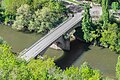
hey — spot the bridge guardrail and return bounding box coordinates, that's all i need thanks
[20,11,85,61]
[20,9,100,61]
[19,16,73,56]
[36,12,84,56]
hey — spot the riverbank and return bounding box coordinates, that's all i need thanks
[55,39,118,79]
[0,24,63,59]
[0,24,119,79]
[0,25,42,52]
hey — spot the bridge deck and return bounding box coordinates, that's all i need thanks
[19,2,102,61]
[20,12,84,61]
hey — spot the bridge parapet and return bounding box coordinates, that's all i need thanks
[19,11,84,61]
[19,17,73,56]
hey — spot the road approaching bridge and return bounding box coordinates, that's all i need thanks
[19,11,84,61]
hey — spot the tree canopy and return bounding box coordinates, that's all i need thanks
[0,38,104,80]
[82,3,93,42]
[11,0,68,33]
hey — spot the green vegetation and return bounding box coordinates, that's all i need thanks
[80,0,120,53]
[0,0,30,25]
[82,4,93,42]
[116,56,120,79]
[92,0,119,5]
[2,37,120,79]
[0,36,5,44]
[92,0,102,4]
[111,2,119,11]
[0,1,5,22]
[0,0,68,33]
[115,55,120,80]
[0,40,104,80]
[1,0,29,14]
[0,0,120,79]
[102,0,109,28]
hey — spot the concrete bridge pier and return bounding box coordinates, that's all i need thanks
[49,22,82,51]
[50,34,70,51]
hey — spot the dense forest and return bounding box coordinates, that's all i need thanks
[78,0,120,53]
[0,0,69,33]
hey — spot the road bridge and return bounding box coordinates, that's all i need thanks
[19,7,102,61]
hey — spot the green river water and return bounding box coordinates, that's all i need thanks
[0,25,119,79]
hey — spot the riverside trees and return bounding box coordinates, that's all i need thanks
[102,0,109,28]
[1,0,30,24]
[12,1,68,33]
[0,39,103,80]
[82,4,93,42]
[81,0,120,53]
[12,0,68,33]
[2,37,120,79]
[0,0,68,33]
[111,2,119,11]
[100,0,120,52]
[12,4,32,31]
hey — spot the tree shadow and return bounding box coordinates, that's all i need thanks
[55,39,91,70]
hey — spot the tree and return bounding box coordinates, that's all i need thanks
[115,31,120,53]
[31,0,48,9]
[0,42,59,80]
[1,0,30,14]
[33,5,66,33]
[0,6,5,22]
[1,0,31,25]
[12,1,68,33]
[102,0,109,28]
[0,41,106,80]
[97,0,102,4]
[82,3,93,42]
[33,7,53,33]
[63,66,81,80]
[80,62,102,80]
[62,62,102,80]
[111,2,119,11]
[116,56,120,79]
[12,4,32,31]
[0,36,6,44]
[100,23,118,50]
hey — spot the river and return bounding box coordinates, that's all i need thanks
[0,25,119,79]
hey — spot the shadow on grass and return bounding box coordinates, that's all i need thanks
[55,39,91,70]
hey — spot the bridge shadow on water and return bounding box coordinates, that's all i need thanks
[55,39,91,70]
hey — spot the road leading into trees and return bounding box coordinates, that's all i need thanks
[20,7,102,61]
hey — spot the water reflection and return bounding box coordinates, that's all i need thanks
[0,25,118,78]
[55,39,118,79]
[55,40,90,69]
